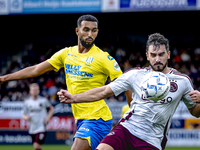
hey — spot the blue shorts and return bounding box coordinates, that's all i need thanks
[74,119,113,150]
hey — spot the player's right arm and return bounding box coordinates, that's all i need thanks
[188,90,200,117]
[0,61,55,84]
[58,85,114,103]
[58,70,132,104]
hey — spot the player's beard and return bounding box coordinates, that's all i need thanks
[80,36,94,48]
[150,61,168,72]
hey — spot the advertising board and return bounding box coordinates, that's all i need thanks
[1,0,200,15]
[167,129,200,147]
[0,101,200,145]
[120,0,198,11]
[0,0,101,15]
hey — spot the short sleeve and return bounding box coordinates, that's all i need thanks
[109,71,133,96]
[102,53,123,81]
[44,98,52,109]
[23,101,28,115]
[182,76,196,109]
[47,48,67,72]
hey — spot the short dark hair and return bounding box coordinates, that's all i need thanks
[77,14,98,28]
[146,33,169,53]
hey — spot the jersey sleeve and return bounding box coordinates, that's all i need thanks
[182,76,196,109]
[44,98,52,109]
[102,53,123,81]
[109,71,133,96]
[47,48,67,72]
[23,101,29,115]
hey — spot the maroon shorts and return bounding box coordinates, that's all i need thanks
[30,132,47,145]
[100,124,159,150]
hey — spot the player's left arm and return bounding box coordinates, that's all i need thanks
[189,90,200,103]
[188,104,200,118]
[45,106,54,125]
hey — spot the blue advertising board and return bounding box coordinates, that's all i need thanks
[120,0,198,11]
[0,131,32,144]
[167,129,200,147]
[170,119,185,128]
[0,130,72,144]
[1,0,200,15]
[0,0,101,15]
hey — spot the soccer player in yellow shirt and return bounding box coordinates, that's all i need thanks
[0,14,132,150]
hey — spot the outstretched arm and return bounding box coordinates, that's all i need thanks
[57,85,114,103]
[0,61,54,84]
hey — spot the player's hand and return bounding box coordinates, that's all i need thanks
[189,90,200,103]
[57,89,74,103]
[24,116,31,121]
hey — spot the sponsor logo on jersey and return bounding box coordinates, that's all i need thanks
[80,127,90,132]
[169,80,178,92]
[65,63,93,77]
[86,57,94,64]
[30,108,42,112]
[113,62,121,71]
[68,53,77,57]
[141,94,173,104]
[107,55,114,61]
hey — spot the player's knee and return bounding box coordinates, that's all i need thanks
[33,142,42,150]
[71,145,91,150]
[96,143,114,150]
[71,138,91,150]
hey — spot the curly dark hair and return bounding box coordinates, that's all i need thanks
[77,14,98,28]
[146,33,169,53]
